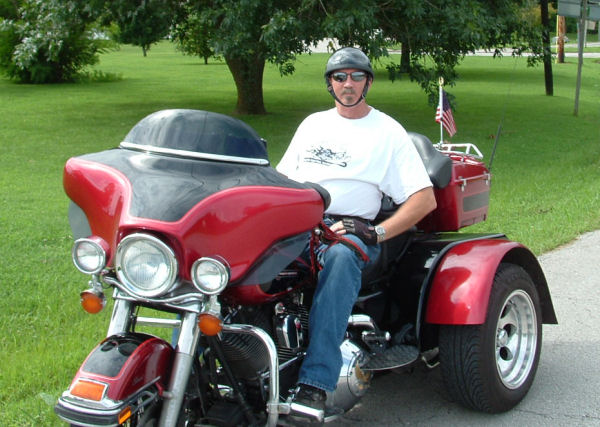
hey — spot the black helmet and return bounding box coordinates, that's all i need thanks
[324,47,374,81]
[324,47,373,107]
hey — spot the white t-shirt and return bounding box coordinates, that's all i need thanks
[276,108,432,220]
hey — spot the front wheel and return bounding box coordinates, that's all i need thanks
[439,263,542,413]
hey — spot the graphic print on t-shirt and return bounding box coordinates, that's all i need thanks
[304,145,349,168]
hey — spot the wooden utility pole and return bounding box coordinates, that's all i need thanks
[557,15,566,63]
[574,0,588,116]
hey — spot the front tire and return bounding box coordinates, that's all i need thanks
[439,263,542,413]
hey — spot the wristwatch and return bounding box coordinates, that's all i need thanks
[374,225,386,243]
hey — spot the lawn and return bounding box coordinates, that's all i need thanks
[0,42,598,425]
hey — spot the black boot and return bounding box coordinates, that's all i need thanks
[288,384,326,425]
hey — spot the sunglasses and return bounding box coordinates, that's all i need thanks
[331,71,367,83]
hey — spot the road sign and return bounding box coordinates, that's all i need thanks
[589,3,600,20]
[558,0,582,18]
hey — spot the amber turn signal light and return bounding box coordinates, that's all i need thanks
[70,379,106,401]
[80,289,106,314]
[118,406,132,424]
[198,313,223,336]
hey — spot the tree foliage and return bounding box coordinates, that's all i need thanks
[175,0,386,114]
[173,0,546,114]
[379,0,546,104]
[0,0,105,83]
[171,1,215,64]
[0,0,21,19]
[108,0,172,56]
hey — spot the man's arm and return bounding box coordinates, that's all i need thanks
[378,186,436,241]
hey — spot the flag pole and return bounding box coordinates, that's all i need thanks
[438,77,444,145]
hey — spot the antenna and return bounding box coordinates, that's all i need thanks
[488,123,501,172]
[487,56,519,173]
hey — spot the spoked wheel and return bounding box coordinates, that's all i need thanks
[439,263,542,413]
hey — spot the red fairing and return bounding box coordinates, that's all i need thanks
[63,158,129,258]
[425,239,524,325]
[63,157,324,282]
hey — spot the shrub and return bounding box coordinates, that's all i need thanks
[0,0,105,83]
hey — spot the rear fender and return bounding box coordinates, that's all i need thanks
[425,239,557,325]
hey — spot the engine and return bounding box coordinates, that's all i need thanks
[217,295,371,413]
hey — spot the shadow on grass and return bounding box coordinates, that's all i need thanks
[74,70,123,83]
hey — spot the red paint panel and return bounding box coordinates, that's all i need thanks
[73,336,173,402]
[64,158,132,264]
[104,337,173,400]
[419,153,490,232]
[425,239,523,324]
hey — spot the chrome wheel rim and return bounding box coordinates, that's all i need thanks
[495,289,538,389]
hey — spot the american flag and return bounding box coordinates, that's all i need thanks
[435,89,457,137]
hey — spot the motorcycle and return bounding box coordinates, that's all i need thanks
[55,109,557,426]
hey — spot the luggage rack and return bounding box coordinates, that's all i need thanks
[437,142,483,159]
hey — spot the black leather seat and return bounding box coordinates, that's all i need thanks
[408,132,452,189]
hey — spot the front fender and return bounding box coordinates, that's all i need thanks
[56,333,173,425]
[70,333,173,401]
[425,239,557,325]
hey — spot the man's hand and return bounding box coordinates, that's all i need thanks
[340,218,377,246]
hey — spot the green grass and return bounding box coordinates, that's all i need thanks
[0,42,599,425]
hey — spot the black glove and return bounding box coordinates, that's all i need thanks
[342,218,377,246]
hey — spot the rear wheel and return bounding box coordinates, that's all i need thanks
[439,263,542,413]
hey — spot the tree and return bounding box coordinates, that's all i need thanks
[175,0,546,114]
[380,0,547,104]
[0,0,105,83]
[171,1,215,64]
[109,0,172,57]
[172,0,383,114]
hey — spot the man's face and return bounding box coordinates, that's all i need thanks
[329,68,370,106]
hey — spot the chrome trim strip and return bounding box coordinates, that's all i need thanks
[135,317,182,328]
[57,385,159,426]
[57,395,122,415]
[104,276,203,307]
[120,141,270,166]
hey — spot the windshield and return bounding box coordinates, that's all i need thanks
[121,109,269,165]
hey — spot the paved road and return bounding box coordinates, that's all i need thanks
[330,231,600,426]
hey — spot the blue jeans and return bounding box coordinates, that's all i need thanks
[298,231,381,392]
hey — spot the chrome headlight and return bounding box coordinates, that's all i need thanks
[191,257,229,295]
[115,233,178,298]
[72,238,108,274]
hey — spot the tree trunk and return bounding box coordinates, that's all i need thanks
[225,55,266,115]
[400,41,410,72]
